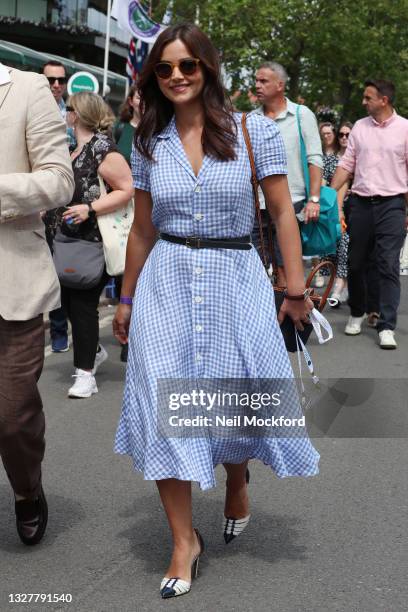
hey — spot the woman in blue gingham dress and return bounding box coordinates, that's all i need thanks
[113,23,319,599]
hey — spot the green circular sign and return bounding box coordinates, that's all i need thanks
[67,71,99,95]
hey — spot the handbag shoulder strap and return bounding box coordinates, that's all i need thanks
[241,113,268,267]
[295,105,310,198]
[98,173,107,197]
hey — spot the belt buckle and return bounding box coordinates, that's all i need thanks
[186,236,201,249]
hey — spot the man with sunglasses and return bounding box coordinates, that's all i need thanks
[42,60,67,111]
[42,61,75,354]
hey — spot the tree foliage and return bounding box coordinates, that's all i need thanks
[152,0,408,121]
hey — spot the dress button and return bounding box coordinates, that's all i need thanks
[196,353,202,361]
[194,213,203,221]
[194,296,203,303]
[195,324,203,332]
[194,267,203,275]
[194,185,201,193]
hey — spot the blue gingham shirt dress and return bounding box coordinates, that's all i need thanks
[114,113,319,489]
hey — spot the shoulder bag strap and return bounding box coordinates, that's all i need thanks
[241,113,268,268]
[295,105,310,199]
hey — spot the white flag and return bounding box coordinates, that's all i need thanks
[112,0,164,44]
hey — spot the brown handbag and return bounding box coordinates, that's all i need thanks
[241,113,336,351]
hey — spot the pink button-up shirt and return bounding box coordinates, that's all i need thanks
[339,112,408,197]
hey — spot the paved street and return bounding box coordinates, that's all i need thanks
[1,280,407,612]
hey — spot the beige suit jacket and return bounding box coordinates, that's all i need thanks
[0,66,74,321]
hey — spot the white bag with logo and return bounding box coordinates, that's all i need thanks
[97,174,134,276]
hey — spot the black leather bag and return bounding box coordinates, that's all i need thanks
[241,113,335,352]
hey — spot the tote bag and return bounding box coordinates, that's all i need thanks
[96,175,134,276]
[296,106,341,256]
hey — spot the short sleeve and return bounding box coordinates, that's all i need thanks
[92,134,118,166]
[130,142,151,192]
[246,113,287,181]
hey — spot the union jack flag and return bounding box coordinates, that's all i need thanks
[126,37,149,85]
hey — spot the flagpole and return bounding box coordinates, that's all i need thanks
[103,0,113,98]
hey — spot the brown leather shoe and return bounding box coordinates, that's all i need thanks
[15,487,48,546]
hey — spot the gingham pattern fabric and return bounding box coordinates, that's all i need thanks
[114,113,320,490]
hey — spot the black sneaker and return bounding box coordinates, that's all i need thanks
[15,487,48,546]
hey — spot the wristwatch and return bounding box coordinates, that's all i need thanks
[309,196,320,204]
[87,203,96,220]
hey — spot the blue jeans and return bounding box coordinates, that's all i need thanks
[49,307,68,339]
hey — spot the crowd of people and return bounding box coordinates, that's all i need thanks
[0,21,407,601]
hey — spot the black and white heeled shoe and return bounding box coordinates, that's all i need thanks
[160,529,204,599]
[223,468,251,544]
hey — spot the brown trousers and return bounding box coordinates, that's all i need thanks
[0,315,45,499]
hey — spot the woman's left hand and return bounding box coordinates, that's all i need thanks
[278,296,314,331]
[62,204,89,225]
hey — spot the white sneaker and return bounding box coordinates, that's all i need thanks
[378,329,397,349]
[68,369,98,398]
[92,345,108,375]
[345,314,366,335]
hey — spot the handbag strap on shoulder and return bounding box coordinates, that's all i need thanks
[241,113,268,267]
[295,105,310,198]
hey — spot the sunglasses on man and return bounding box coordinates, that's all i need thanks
[339,132,350,138]
[154,58,200,80]
[46,77,67,85]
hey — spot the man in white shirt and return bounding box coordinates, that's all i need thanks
[252,62,323,285]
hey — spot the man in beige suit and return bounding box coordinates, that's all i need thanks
[0,64,74,545]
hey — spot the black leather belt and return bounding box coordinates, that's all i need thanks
[353,193,405,203]
[160,233,252,250]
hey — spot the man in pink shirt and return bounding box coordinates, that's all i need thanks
[331,79,408,349]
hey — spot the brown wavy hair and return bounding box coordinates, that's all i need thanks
[135,23,237,161]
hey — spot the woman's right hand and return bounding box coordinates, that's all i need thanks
[278,296,314,331]
[113,304,132,344]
